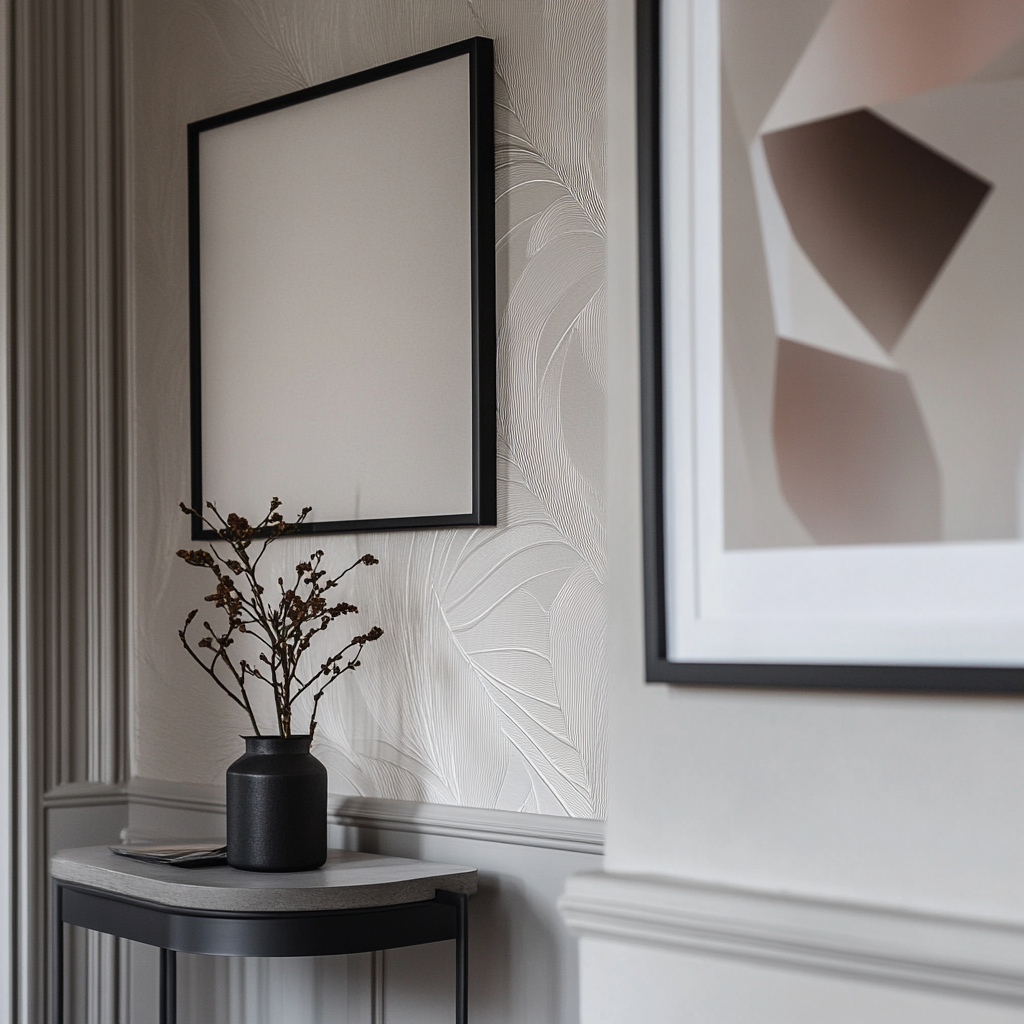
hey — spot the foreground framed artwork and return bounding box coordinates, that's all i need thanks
[189,37,495,540]
[638,0,1024,689]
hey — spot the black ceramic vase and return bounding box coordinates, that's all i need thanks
[226,735,328,871]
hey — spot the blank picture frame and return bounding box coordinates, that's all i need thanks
[188,37,495,539]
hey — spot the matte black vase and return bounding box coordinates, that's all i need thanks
[226,735,328,871]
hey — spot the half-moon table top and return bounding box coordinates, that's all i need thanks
[51,846,477,914]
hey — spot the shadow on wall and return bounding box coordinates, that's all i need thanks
[383,872,559,1024]
[344,824,564,1024]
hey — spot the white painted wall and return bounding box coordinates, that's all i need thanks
[576,0,1024,1020]
[128,0,608,820]
[580,939,1024,1024]
[118,2,609,1021]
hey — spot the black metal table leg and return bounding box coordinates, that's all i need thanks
[160,947,176,1024]
[455,892,468,1024]
[436,890,468,1024]
[52,882,63,1024]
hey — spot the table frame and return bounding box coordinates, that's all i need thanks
[52,879,469,1024]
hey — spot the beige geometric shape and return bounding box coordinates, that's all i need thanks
[878,79,1024,543]
[762,0,1024,133]
[763,110,991,350]
[721,0,834,144]
[773,338,942,545]
[721,75,814,551]
[749,137,895,369]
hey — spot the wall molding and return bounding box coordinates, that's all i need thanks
[42,782,129,811]
[331,796,604,854]
[11,2,130,1019]
[44,779,606,854]
[560,871,1024,1005]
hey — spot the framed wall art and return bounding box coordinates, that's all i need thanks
[189,37,495,540]
[639,0,1024,689]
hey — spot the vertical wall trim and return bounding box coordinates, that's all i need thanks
[10,1,129,1020]
[11,4,46,1017]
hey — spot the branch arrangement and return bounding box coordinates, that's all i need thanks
[176,498,383,737]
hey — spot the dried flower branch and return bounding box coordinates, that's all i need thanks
[176,498,383,736]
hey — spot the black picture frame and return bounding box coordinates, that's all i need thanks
[188,37,496,541]
[636,0,1024,692]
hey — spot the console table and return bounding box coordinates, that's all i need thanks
[51,846,477,1024]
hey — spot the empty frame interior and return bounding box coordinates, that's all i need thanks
[191,42,493,535]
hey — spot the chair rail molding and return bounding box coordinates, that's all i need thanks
[559,871,1024,1006]
[11,1,130,1021]
[113,778,606,854]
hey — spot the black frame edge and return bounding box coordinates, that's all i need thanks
[469,36,498,527]
[188,122,205,541]
[635,0,1024,693]
[637,0,672,683]
[188,37,497,541]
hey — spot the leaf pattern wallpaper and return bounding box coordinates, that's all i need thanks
[131,0,607,818]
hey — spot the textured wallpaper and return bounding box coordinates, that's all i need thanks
[130,0,607,817]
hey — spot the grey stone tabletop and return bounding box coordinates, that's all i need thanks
[51,846,477,913]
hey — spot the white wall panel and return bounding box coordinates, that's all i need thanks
[580,937,1024,1024]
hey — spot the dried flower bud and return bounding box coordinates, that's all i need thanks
[353,626,383,644]
[226,513,254,546]
[177,549,215,568]
[361,554,379,565]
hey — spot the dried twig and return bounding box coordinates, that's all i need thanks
[176,499,383,736]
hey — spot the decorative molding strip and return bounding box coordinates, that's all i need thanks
[559,871,1024,1005]
[126,777,225,815]
[331,796,605,855]
[42,782,127,810]
[13,2,129,1019]
[78,778,607,853]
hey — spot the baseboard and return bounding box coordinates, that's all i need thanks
[559,871,1024,1005]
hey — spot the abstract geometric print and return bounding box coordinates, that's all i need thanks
[722,0,1024,548]
[762,110,990,353]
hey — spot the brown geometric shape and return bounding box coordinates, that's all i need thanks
[773,338,941,545]
[763,109,991,350]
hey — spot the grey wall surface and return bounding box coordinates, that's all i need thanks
[129,0,608,822]
[572,1,1024,1022]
